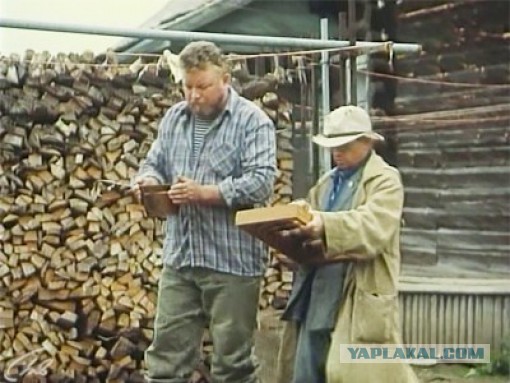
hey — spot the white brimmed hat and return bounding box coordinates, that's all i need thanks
[312,105,384,148]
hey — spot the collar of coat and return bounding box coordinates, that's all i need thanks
[316,151,394,190]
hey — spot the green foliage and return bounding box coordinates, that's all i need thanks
[476,337,510,376]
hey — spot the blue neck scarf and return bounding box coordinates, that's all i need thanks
[325,167,357,211]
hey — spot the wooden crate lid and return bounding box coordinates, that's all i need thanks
[235,204,312,227]
[236,205,332,265]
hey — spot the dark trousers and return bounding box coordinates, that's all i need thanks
[292,319,332,383]
[145,267,261,383]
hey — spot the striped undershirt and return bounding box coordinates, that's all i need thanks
[193,117,212,160]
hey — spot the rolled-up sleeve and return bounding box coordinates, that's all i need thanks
[218,119,276,207]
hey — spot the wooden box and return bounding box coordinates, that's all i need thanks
[235,205,328,264]
[140,184,178,218]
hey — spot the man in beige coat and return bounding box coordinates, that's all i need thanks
[277,105,419,383]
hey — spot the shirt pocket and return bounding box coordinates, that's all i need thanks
[208,142,239,178]
[169,148,189,179]
[351,288,397,344]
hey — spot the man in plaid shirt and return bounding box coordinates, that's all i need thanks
[133,41,276,383]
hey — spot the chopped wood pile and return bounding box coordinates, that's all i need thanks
[0,51,295,381]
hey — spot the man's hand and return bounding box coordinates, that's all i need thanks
[282,210,325,240]
[280,210,326,259]
[290,199,311,209]
[304,210,326,240]
[132,177,159,203]
[168,176,204,205]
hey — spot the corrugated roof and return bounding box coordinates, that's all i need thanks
[115,0,255,54]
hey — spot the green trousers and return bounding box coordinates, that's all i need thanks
[145,266,261,383]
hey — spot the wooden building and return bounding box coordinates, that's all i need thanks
[374,0,510,351]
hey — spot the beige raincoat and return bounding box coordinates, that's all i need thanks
[277,152,419,383]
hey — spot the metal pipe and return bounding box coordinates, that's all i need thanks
[320,18,331,115]
[320,18,332,174]
[0,18,422,53]
[311,63,321,182]
[338,13,347,107]
[348,0,358,105]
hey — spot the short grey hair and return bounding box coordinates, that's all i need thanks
[179,41,228,71]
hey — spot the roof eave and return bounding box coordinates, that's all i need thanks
[115,0,254,53]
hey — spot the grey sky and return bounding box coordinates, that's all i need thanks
[0,0,168,56]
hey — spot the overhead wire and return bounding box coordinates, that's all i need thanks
[357,69,510,89]
[6,47,509,90]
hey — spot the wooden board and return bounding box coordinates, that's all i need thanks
[236,205,330,264]
[140,184,178,218]
[235,204,312,227]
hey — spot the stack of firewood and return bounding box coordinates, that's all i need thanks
[259,128,295,310]
[0,51,296,381]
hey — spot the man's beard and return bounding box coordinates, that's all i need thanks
[193,103,223,120]
[191,91,228,120]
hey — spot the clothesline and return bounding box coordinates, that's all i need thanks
[4,59,507,91]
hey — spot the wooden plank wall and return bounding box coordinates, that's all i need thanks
[371,2,510,353]
[373,1,510,278]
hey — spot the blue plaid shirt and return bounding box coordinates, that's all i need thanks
[137,89,277,276]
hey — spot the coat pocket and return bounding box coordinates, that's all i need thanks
[352,288,397,344]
